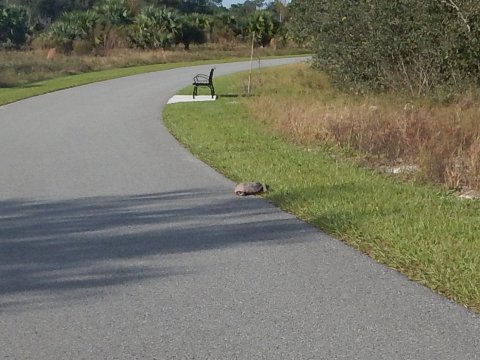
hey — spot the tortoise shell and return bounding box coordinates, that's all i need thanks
[234,182,268,196]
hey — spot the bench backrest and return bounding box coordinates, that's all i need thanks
[209,68,215,83]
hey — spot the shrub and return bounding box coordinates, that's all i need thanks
[176,13,208,50]
[128,6,179,49]
[209,13,236,43]
[30,34,56,50]
[94,0,134,52]
[290,0,480,97]
[0,68,18,87]
[73,39,93,55]
[0,5,31,49]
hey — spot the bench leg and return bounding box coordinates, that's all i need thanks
[210,85,215,99]
[193,86,197,99]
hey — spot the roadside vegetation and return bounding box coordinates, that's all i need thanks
[290,0,480,99]
[248,65,480,194]
[1,0,304,87]
[0,45,305,88]
[164,67,480,312]
[287,0,480,195]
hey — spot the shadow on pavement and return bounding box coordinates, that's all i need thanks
[0,189,314,312]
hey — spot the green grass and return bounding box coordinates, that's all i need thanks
[0,55,305,106]
[163,71,480,312]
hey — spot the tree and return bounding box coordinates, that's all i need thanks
[287,0,314,46]
[267,0,288,23]
[128,5,180,49]
[247,10,277,47]
[208,11,236,41]
[230,0,263,19]
[176,12,208,49]
[229,0,264,37]
[44,0,136,53]
[180,0,221,13]
[145,0,221,14]
[94,0,133,52]
[0,5,31,48]
[289,0,480,95]
[10,0,97,22]
[47,9,97,51]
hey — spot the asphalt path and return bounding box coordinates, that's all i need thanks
[0,58,478,359]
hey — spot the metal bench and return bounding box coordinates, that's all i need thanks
[193,68,215,99]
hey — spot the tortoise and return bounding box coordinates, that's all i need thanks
[234,182,268,196]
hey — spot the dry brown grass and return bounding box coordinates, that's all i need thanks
[0,45,307,88]
[246,64,480,191]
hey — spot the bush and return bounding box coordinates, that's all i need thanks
[176,13,208,50]
[30,34,56,50]
[128,6,179,49]
[73,39,93,55]
[46,10,98,54]
[0,5,31,49]
[0,68,18,87]
[290,0,480,97]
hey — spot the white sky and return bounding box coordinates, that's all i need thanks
[222,0,247,7]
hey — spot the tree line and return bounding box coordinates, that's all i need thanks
[0,0,294,53]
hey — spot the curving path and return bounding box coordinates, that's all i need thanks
[0,58,478,359]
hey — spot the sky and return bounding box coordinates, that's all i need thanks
[222,0,247,7]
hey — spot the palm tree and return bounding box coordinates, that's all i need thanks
[128,5,180,49]
[247,10,278,47]
[176,13,209,50]
[94,0,133,53]
[47,9,98,52]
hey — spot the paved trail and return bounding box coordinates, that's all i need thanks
[0,59,478,359]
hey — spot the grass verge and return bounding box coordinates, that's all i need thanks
[163,69,480,312]
[0,54,305,106]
